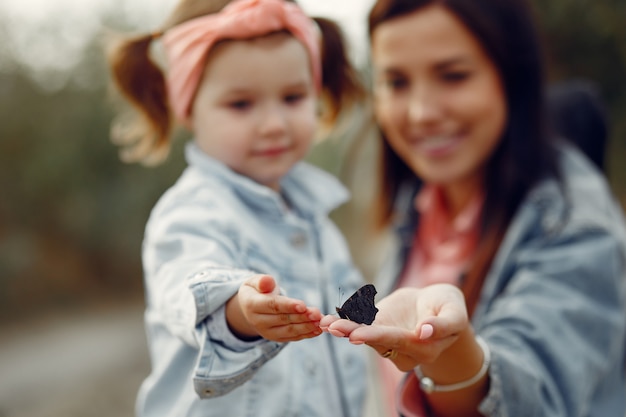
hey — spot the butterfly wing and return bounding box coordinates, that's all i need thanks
[335,284,379,325]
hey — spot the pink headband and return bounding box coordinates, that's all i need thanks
[162,0,321,123]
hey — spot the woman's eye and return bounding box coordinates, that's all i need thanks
[385,77,408,90]
[442,71,470,83]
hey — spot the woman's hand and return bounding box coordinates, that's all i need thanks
[226,274,323,343]
[321,284,469,371]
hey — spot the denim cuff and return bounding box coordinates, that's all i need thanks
[206,305,265,352]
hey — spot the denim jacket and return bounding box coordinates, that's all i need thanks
[136,143,367,417]
[380,144,626,416]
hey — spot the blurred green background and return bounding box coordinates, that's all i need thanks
[1,0,625,323]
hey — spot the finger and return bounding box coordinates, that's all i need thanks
[256,274,277,294]
[320,314,339,330]
[417,316,465,340]
[252,311,320,329]
[365,336,445,371]
[265,322,323,343]
[349,324,418,348]
[415,304,467,340]
[368,343,392,357]
[240,275,304,313]
[243,274,278,295]
[240,288,307,315]
[366,343,416,371]
[415,285,467,338]
[326,319,363,338]
[417,323,435,340]
[307,306,322,321]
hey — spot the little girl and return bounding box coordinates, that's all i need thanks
[107,1,368,416]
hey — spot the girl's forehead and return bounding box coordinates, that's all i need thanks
[198,34,314,94]
[204,32,310,71]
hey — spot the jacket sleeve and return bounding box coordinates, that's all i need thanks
[142,197,286,398]
[476,224,626,417]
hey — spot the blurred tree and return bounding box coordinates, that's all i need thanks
[0,35,186,321]
[532,0,626,201]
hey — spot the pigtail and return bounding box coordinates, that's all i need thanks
[313,17,366,130]
[107,33,172,165]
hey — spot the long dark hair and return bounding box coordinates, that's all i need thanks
[369,0,559,315]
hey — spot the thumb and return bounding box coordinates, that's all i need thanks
[254,274,277,294]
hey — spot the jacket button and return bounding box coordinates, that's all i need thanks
[289,232,308,248]
[305,359,317,376]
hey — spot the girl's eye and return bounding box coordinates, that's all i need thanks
[285,93,305,104]
[229,100,252,110]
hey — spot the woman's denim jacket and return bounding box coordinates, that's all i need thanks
[136,143,367,417]
[379,144,626,416]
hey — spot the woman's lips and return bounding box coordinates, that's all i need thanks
[416,134,463,157]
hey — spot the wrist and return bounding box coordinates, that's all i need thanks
[416,328,489,394]
[225,293,261,341]
[415,335,490,394]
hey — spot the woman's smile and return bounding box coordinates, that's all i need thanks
[413,131,465,158]
[372,4,506,196]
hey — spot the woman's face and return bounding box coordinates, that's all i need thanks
[371,4,507,201]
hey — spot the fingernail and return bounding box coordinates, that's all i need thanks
[349,340,364,345]
[295,304,306,313]
[419,324,434,340]
[329,329,346,337]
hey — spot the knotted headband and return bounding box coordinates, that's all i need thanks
[162,0,321,123]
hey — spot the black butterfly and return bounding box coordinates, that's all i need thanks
[335,284,379,325]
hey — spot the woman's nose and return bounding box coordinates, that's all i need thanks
[407,86,441,125]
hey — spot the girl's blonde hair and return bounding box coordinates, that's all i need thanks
[107,0,364,165]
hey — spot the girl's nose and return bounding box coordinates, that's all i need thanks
[259,104,287,137]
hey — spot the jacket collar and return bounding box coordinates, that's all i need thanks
[185,142,349,217]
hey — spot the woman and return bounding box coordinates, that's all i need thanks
[322,0,626,416]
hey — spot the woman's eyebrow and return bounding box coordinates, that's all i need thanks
[434,56,472,70]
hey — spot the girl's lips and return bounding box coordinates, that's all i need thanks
[254,146,289,157]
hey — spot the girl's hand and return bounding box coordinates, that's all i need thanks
[321,284,469,371]
[227,274,323,343]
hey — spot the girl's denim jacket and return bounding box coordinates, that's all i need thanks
[136,143,367,417]
[380,144,626,417]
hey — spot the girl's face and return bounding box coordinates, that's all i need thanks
[372,5,507,205]
[191,33,317,191]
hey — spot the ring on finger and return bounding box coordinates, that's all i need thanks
[381,349,397,360]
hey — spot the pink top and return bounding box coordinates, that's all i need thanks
[378,185,483,417]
